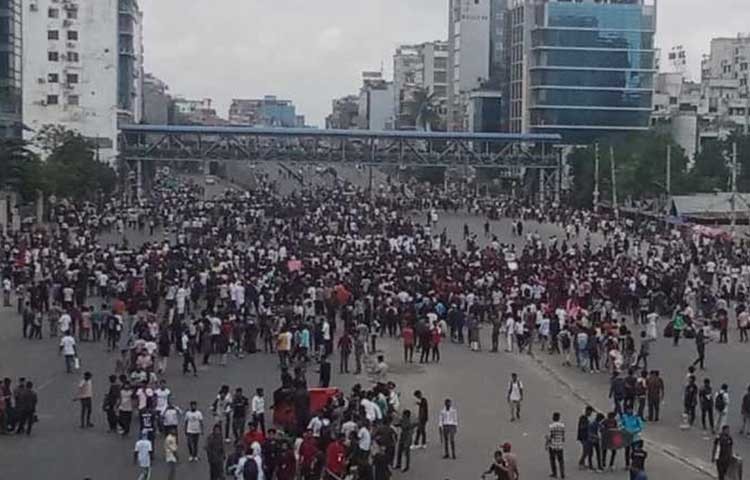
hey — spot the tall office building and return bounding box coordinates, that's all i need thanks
[22,0,144,163]
[508,0,656,142]
[447,0,491,131]
[0,0,22,138]
[393,41,449,129]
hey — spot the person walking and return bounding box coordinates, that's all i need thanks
[629,440,648,480]
[165,430,179,480]
[251,388,265,435]
[546,412,566,479]
[75,371,94,428]
[692,326,707,370]
[645,371,664,422]
[413,390,428,449]
[715,384,729,431]
[185,400,204,462]
[507,373,524,422]
[438,398,458,459]
[134,431,153,480]
[712,425,734,480]
[59,331,77,373]
[205,423,226,480]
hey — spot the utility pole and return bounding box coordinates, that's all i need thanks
[593,143,600,212]
[731,141,738,233]
[666,143,672,196]
[610,145,618,219]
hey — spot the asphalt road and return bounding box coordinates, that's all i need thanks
[0,169,716,480]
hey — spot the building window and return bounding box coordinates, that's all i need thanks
[66,73,78,84]
[48,30,59,40]
[48,51,59,62]
[67,8,78,19]
[46,95,59,105]
[67,52,79,62]
[67,31,78,41]
[48,8,59,18]
[48,73,59,83]
[67,95,79,106]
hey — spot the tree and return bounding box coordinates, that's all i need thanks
[689,139,729,192]
[404,88,443,131]
[42,130,117,200]
[0,138,45,202]
[32,123,77,154]
[567,131,690,208]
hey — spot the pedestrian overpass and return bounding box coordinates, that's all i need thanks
[118,125,563,201]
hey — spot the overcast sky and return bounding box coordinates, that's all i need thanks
[140,0,748,127]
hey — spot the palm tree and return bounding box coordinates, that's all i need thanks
[404,88,443,131]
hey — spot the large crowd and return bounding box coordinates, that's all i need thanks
[2,168,750,480]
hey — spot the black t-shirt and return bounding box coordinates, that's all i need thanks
[630,448,647,470]
[417,398,428,423]
[233,395,249,418]
[140,410,155,432]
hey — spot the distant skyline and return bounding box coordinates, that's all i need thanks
[140,0,748,127]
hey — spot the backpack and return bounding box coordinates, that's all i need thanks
[715,392,727,412]
[243,456,259,480]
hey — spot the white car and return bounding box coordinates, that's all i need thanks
[205,176,217,185]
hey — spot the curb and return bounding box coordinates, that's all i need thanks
[531,355,717,479]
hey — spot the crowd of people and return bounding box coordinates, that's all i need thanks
[2,166,750,480]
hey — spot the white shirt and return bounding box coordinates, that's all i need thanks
[307,416,323,437]
[251,395,265,415]
[60,335,76,356]
[134,439,153,467]
[357,426,371,451]
[58,313,72,333]
[155,388,171,413]
[438,407,458,427]
[360,398,382,422]
[322,321,331,341]
[508,380,524,401]
[162,407,181,427]
[185,410,203,434]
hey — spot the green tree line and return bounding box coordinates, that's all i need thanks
[567,131,750,208]
[0,125,117,203]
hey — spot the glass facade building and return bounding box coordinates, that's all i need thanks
[0,0,21,138]
[511,0,656,142]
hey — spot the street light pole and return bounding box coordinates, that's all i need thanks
[610,145,618,219]
[666,143,672,197]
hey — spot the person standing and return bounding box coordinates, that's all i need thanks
[231,388,249,443]
[684,375,699,427]
[402,324,415,363]
[14,381,37,435]
[645,371,664,422]
[251,388,265,435]
[413,390,428,449]
[134,432,153,480]
[507,373,524,422]
[629,440,648,480]
[712,425,734,480]
[76,371,94,428]
[337,330,352,372]
[103,375,121,433]
[164,430,179,480]
[546,412,566,479]
[700,378,716,433]
[205,424,226,480]
[185,400,204,462]
[438,398,458,459]
[117,381,135,436]
[739,385,750,437]
[394,409,415,471]
[577,406,593,469]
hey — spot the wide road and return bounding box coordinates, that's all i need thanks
[0,171,712,480]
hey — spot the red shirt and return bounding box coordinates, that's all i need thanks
[299,438,319,468]
[243,430,265,449]
[402,327,414,346]
[325,440,347,476]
